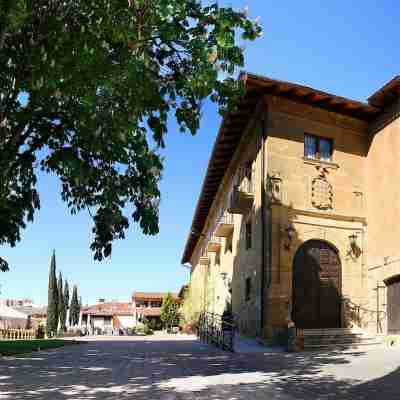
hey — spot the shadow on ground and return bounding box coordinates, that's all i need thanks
[0,336,399,399]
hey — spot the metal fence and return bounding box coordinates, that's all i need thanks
[218,211,234,225]
[197,311,235,352]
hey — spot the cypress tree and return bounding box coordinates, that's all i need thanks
[70,285,80,326]
[64,279,70,328]
[58,272,67,332]
[46,250,58,337]
[78,295,82,320]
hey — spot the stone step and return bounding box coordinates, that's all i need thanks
[303,333,363,340]
[294,328,383,351]
[300,328,362,336]
[304,340,383,351]
[303,338,380,347]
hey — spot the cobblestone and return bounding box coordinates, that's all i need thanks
[1,334,400,399]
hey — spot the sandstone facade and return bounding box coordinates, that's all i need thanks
[182,74,400,342]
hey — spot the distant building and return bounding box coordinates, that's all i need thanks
[0,299,46,329]
[0,299,33,308]
[0,305,29,329]
[80,301,134,334]
[132,292,180,329]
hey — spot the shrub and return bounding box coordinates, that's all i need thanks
[35,325,45,339]
[143,324,154,335]
[148,319,158,331]
[134,323,145,335]
[62,329,83,337]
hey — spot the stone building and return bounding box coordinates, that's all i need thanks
[132,292,180,329]
[181,73,400,343]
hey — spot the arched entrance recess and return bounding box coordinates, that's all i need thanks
[292,240,342,329]
[385,275,400,334]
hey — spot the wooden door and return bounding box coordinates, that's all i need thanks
[293,240,341,329]
[387,277,400,334]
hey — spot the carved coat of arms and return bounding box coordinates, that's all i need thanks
[311,168,333,210]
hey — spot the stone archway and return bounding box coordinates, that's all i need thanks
[385,275,400,334]
[292,240,342,329]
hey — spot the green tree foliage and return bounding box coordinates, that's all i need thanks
[180,285,200,327]
[70,285,80,326]
[160,293,179,330]
[58,271,67,332]
[0,1,261,270]
[46,250,58,337]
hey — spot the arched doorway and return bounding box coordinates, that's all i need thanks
[385,275,400,334]
[292,240,342,329]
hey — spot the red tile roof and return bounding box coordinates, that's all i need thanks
[81,302,132,316]
[135,307,162,317]
[132,292,179,301]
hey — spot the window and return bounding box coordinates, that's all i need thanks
[304,134,333,162]
[245,277,252,301]
[245,221,252,250]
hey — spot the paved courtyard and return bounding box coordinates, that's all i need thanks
[1,334,400,399]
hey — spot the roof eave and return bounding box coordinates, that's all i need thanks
[181,72,388,265]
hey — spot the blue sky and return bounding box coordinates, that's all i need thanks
[1,0,398,305]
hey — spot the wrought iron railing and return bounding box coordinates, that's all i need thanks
[218,211,234,225]
[209,235,223,245]
[197,311,235,352]
[341,297,386,333]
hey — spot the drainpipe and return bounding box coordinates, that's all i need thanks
[260,115,267,336]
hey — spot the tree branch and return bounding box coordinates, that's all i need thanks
[0,0,14,50]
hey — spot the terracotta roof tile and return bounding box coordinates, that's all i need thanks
[132,292,179,301]
[82,302,133,316]
[136,308,162,317]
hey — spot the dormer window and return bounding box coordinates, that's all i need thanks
[304,134,333,162]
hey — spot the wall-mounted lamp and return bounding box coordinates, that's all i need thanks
[283,223,296,251]
[348,233,361,258]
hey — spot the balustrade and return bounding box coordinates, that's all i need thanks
[0,329,35,340]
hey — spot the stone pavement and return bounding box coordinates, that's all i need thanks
[1,334,400,399]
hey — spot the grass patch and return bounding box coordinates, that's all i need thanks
[0,339,77,356]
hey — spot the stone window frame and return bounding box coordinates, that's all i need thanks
[304,133,334,163]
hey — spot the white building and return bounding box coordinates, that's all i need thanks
[80,300,135,335]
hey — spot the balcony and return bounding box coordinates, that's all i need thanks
[207,235,223,253]
[215,212,234,237]
[199,253,210,266]
[228,166,255,214]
